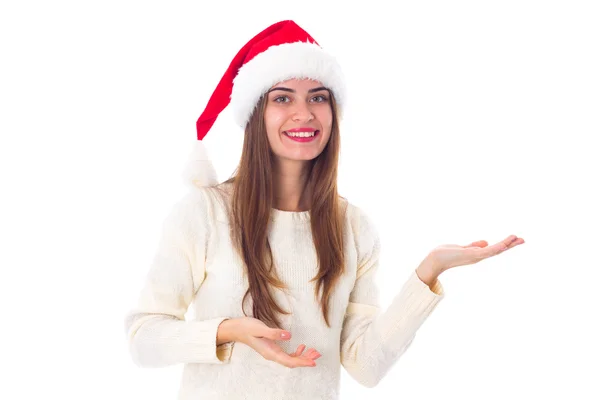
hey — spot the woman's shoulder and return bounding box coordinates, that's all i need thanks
[157,183,232,243]
[197,181,234,224]
[343,198,376,231]
[342,200,381,263]
[162,186,212,229]
[341,198,378,242]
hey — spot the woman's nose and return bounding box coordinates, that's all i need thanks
[291,103,314,122]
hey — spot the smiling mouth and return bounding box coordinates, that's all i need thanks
[283,130,319,138]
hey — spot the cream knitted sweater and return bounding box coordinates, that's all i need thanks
[124,183,445,400]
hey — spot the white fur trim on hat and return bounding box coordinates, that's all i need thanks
[181,140,218,188]
[229,41,346,129]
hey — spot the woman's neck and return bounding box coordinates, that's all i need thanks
[272,160,312,211]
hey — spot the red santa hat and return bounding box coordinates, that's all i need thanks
[182,20,346,188]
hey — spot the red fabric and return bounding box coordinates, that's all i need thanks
[195,20,318,140]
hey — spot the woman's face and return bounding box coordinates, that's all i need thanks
[264,78,332,163]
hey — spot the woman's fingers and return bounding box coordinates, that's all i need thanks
[480,235,525,258]
[296,346,321,359]
[495,235,523,253]
[290,344,306,357]
[276,351,316,368]
[286,344,321,366]
[303,348,321,359]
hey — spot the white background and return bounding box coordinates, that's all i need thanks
[1,1,598,399]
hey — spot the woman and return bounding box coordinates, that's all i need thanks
[124,20,524,399]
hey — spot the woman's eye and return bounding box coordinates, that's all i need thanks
[312,95,328,102]
[273,94,328,103]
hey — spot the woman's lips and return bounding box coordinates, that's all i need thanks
[282,130,320,142]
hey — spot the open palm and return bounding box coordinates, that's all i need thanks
[431,234,525,272]
[247,336,321,368]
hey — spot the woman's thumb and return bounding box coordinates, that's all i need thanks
[270,328,291,341]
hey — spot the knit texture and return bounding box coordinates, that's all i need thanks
[124,183,445,399]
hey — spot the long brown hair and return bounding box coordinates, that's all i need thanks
[211,90,347,329]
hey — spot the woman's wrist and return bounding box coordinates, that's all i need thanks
[216,318,237,345]
[416,254,442,290]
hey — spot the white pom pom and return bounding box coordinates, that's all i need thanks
[181,140,218,188]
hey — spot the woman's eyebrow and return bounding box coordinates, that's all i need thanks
[267,86,329,93]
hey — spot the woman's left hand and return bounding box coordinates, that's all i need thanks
[429,234,525,273]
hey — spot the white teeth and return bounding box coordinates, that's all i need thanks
[285,131,316,137]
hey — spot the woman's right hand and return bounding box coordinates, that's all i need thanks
[224,317,321,368]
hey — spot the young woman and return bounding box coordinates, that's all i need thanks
[124,20,525,400]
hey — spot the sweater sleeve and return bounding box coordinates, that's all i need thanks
[123,189,234,368]
[340,208,445,388]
